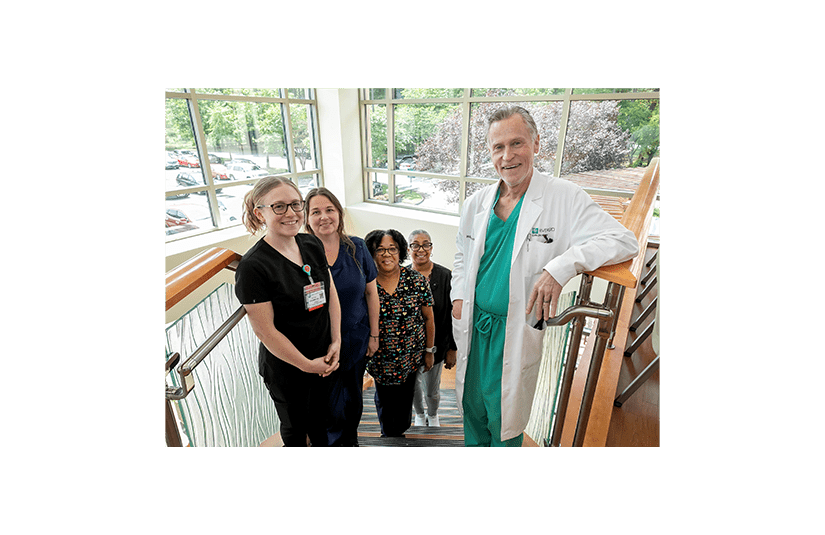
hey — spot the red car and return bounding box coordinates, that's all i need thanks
[173,150,199,168]
[165,208,191,227]
[179,154,200,168]
[211,162,230,180]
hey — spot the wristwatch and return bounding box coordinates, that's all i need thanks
[424,346,436,354]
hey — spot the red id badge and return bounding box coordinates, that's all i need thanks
[303,281,326,311]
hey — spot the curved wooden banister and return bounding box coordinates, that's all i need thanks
[568,158,660,447]
[585,158,660,288]
[166,247,242,311]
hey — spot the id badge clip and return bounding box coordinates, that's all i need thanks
[302,264,326,311]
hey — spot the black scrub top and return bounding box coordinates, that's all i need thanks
[235,233,332,375]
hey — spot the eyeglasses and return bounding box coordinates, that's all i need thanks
[409,242,432,251]
[257,200,305,215]
[375,246,399,256]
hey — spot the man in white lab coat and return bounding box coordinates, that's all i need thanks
[450,106,639,446]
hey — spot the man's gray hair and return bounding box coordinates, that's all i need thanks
[486,105,538,145]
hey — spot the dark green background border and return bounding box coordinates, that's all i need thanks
[9,2,776,533]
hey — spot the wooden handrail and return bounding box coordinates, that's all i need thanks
[585,158,660,287]
[565,158,660,447]
[165,246,244,447]
[166,247,242,311]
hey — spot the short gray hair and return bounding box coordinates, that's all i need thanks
[486,105,538,145]
[408,229,431,243]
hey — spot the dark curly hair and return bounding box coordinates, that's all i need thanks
[364,229,408,264]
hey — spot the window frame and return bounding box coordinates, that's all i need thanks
[165,88,323,243]
[360,88,659,215]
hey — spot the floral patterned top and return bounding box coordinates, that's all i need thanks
[367,266,434,386]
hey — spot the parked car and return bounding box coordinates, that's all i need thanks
[211,162,230,180]
[165,208,191,227]
[225,158,256,167]
[179,154,200,168]
[226,162,269,180]
[173,149,200,168]
[166,201,237,231]
[396,155,416,171]
[175,171,223,194]
[166,152,180,169]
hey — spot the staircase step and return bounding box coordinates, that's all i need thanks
[358,386,464,447]
[358,435,464,447]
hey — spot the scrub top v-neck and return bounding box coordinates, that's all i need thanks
[474,190,525,315]
[234,233,332,373]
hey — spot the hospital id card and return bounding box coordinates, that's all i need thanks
[303,281,326,311]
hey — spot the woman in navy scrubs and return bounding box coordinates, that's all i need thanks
[305,188,379,446]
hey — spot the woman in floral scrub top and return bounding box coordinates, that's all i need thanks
[364,229,435,438]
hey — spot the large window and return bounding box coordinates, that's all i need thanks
[165,89,322,241]
[361,88,659,215]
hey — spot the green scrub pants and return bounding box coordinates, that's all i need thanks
[462,304,523,447]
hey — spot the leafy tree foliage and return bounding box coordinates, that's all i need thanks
[165,90,296,172]
[394,89,659,204]
[560,100,631,174]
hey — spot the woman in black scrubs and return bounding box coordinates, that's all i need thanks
[234,176,342,446]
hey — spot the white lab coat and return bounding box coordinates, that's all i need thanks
[450,170,639,441]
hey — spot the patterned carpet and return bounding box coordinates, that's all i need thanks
[357,386,465,447]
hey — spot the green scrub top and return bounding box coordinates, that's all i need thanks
[463,189,525,447]
[474,189,524,311]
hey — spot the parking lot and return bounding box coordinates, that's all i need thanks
[165,152,316,237]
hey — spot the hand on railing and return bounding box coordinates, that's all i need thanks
[533,304,613,330]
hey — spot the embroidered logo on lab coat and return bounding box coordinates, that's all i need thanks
[529,227,555,243]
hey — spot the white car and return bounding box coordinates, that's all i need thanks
[227,163,269,180]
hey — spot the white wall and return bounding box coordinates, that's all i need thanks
[346,203,459,268]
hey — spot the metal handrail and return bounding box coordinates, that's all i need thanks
[534,304,613,330]
[165,247,244,446]
[166,305,247,400]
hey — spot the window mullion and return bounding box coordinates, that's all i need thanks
[283,90,296,177]
[553,88,573,178]
[387,96,396,204]
[458,88,471,211]
[188,96,223,228]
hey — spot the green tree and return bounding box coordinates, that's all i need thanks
[290,104,312,171]
[367,105,388,167]
[618,99,659,167]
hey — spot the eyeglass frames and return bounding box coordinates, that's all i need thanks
[409,242,432,251]
[375,246,399,256]
[257,200,305,215]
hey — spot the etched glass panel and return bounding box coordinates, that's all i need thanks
[165,283,279,447]
[525,290,576,445]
